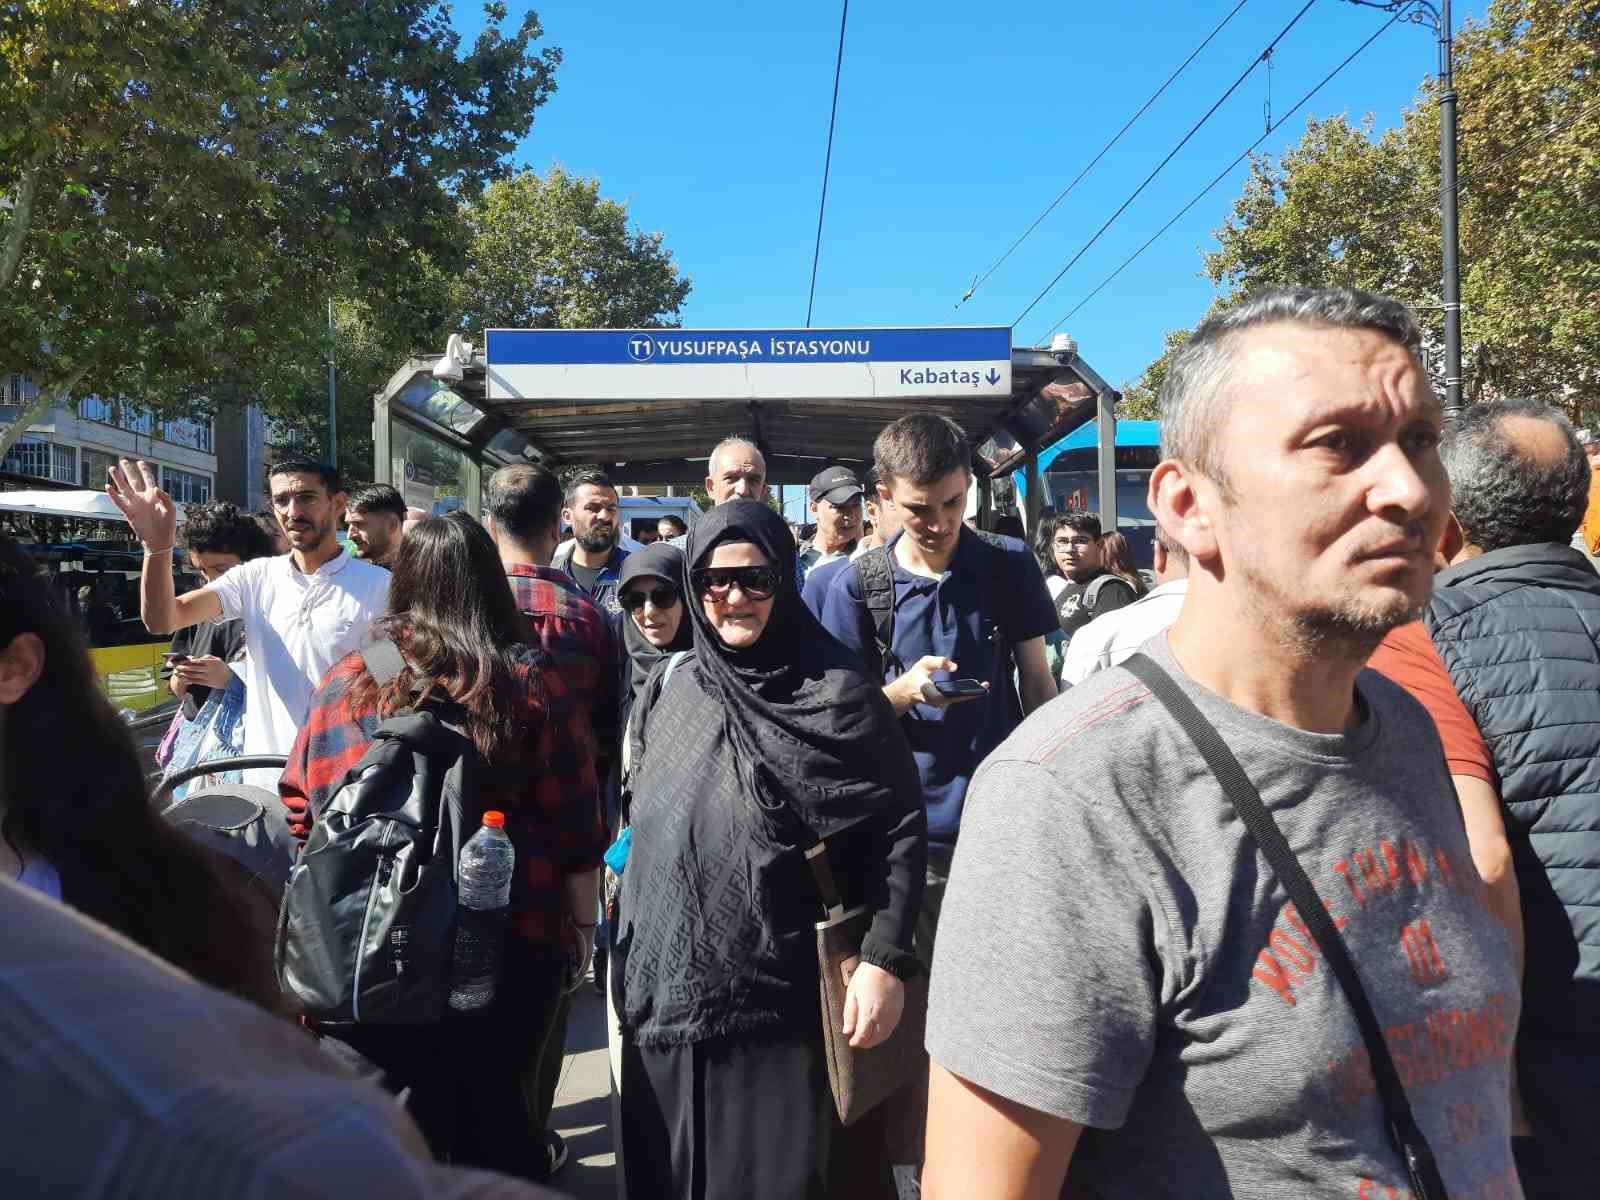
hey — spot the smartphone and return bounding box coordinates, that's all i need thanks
[163,652,190,666]
[932,678,987,698]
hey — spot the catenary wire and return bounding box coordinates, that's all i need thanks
[1010,0,1319,330]
[1042,5,1413,338]
[805,0,850,329]
[951,0,1253,312]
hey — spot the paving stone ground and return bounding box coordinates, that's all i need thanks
[547,983,616,1199]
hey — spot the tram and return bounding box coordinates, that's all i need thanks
[0,490,197,713]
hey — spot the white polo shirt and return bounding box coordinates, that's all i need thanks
[206,549,390,775]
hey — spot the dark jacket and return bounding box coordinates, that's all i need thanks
[1424,542,1600,1041]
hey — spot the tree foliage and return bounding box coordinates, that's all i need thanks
[1,0,560,458]
[1120,328,1192,421]
[450,166,691,332]
[1125,0,1599,419]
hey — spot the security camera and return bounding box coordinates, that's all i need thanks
[1050,332,1079,365]
[432,332,471,382]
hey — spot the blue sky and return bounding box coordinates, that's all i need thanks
[452,0,1483,474]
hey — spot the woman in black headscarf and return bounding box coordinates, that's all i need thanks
[616,542,694,731]
[614,499,926,1199]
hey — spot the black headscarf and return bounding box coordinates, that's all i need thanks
[617,543,693,723]
[681,498,904,841]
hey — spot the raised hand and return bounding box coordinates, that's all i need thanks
[106,458,178,549]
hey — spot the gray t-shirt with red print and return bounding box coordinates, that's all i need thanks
[927,634,1521,1200]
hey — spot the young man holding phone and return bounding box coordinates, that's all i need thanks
[818,414,1058,1194]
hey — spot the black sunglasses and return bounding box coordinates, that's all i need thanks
[690,565,781,601]
[619,584,680,612]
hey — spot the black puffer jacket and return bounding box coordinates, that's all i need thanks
[1425,543,1600,1040]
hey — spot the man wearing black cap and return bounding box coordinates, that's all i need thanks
[797,465,864,586]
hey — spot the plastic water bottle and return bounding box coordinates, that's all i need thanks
[449,811,515,1011]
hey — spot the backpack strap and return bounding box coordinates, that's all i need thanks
[1082,573,1116,615]
[359,639,408,685]
[855,546,897,677]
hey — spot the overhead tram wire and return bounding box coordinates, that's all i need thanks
[805,0,850,329]
[1011,0,1319,332]
[950,0,1253,313]
[1043,5,1415,337]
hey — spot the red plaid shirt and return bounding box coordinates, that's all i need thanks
[280,644,606,946]
[505,563,619,792]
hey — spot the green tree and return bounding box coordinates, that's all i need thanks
[1201,0,1598,415]
[1120,328,1192,421]
[450,166,691,332]
[1,0,560,459]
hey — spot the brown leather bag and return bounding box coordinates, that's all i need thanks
[806,840,929,1126]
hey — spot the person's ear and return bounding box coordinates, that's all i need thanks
[1436,511,1465,569]
[1149,459,1219,566]
[0,633,45,706]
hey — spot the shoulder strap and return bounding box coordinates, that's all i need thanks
[855,546,897,677]
[663,650,689,686]
[1082,573,1119,613]
[1120,653,1448,1200]
[359,639,407,685]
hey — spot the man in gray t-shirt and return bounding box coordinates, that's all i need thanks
[924,290,1523,1199]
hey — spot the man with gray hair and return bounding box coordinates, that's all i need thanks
[668,435,768,548]
[1421,397,1600,1197]
[924,288,1520,1198]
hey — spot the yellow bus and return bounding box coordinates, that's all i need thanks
[1,491,199,714]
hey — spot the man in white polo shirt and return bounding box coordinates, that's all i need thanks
[109,457,389,784]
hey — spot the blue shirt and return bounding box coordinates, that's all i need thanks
[551,542,630,623]
[819,528,1057,849]
[802,555,853,620]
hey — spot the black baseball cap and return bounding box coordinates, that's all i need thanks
[808,465,864,506]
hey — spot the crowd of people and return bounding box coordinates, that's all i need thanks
[4,284,1598,1198]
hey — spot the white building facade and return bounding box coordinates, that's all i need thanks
[2,373,218,502]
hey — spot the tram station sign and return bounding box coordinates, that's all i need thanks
[484,327,1013,401]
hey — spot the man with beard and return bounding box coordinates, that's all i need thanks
[343,483,406,568]
[109,458,388,788]
[924,289,1522,1199]
[551,470,629,620]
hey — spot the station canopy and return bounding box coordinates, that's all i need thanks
[375,325,1119,486]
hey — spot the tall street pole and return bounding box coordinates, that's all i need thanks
[1345,1,1462,419]
[326,297,338,465]
[1437,0,1463,422]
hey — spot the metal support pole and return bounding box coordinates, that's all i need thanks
[1437,0,1463,421]
[1096,387,1118,534]
[1023,452,1042,533]
[326,298,338,464]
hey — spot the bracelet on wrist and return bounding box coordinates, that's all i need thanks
[143,545,174,557]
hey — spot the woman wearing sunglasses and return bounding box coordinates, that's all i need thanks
[616,544,694,732]
[613,499,927,1199]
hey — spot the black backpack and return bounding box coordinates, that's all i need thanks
[275,641,477,1026]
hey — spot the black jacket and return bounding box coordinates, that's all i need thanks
[1425,543,1600,1040]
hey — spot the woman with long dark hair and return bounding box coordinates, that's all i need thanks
[280,512,604,1184]
[0,532,282,1010]
[1099,530,1150,599]
[614,499,926,1199]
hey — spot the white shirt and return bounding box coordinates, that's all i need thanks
[1058,578,1188,687]
[206,549,389,776]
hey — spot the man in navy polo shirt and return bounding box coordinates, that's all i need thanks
[818,413,1057,1192]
